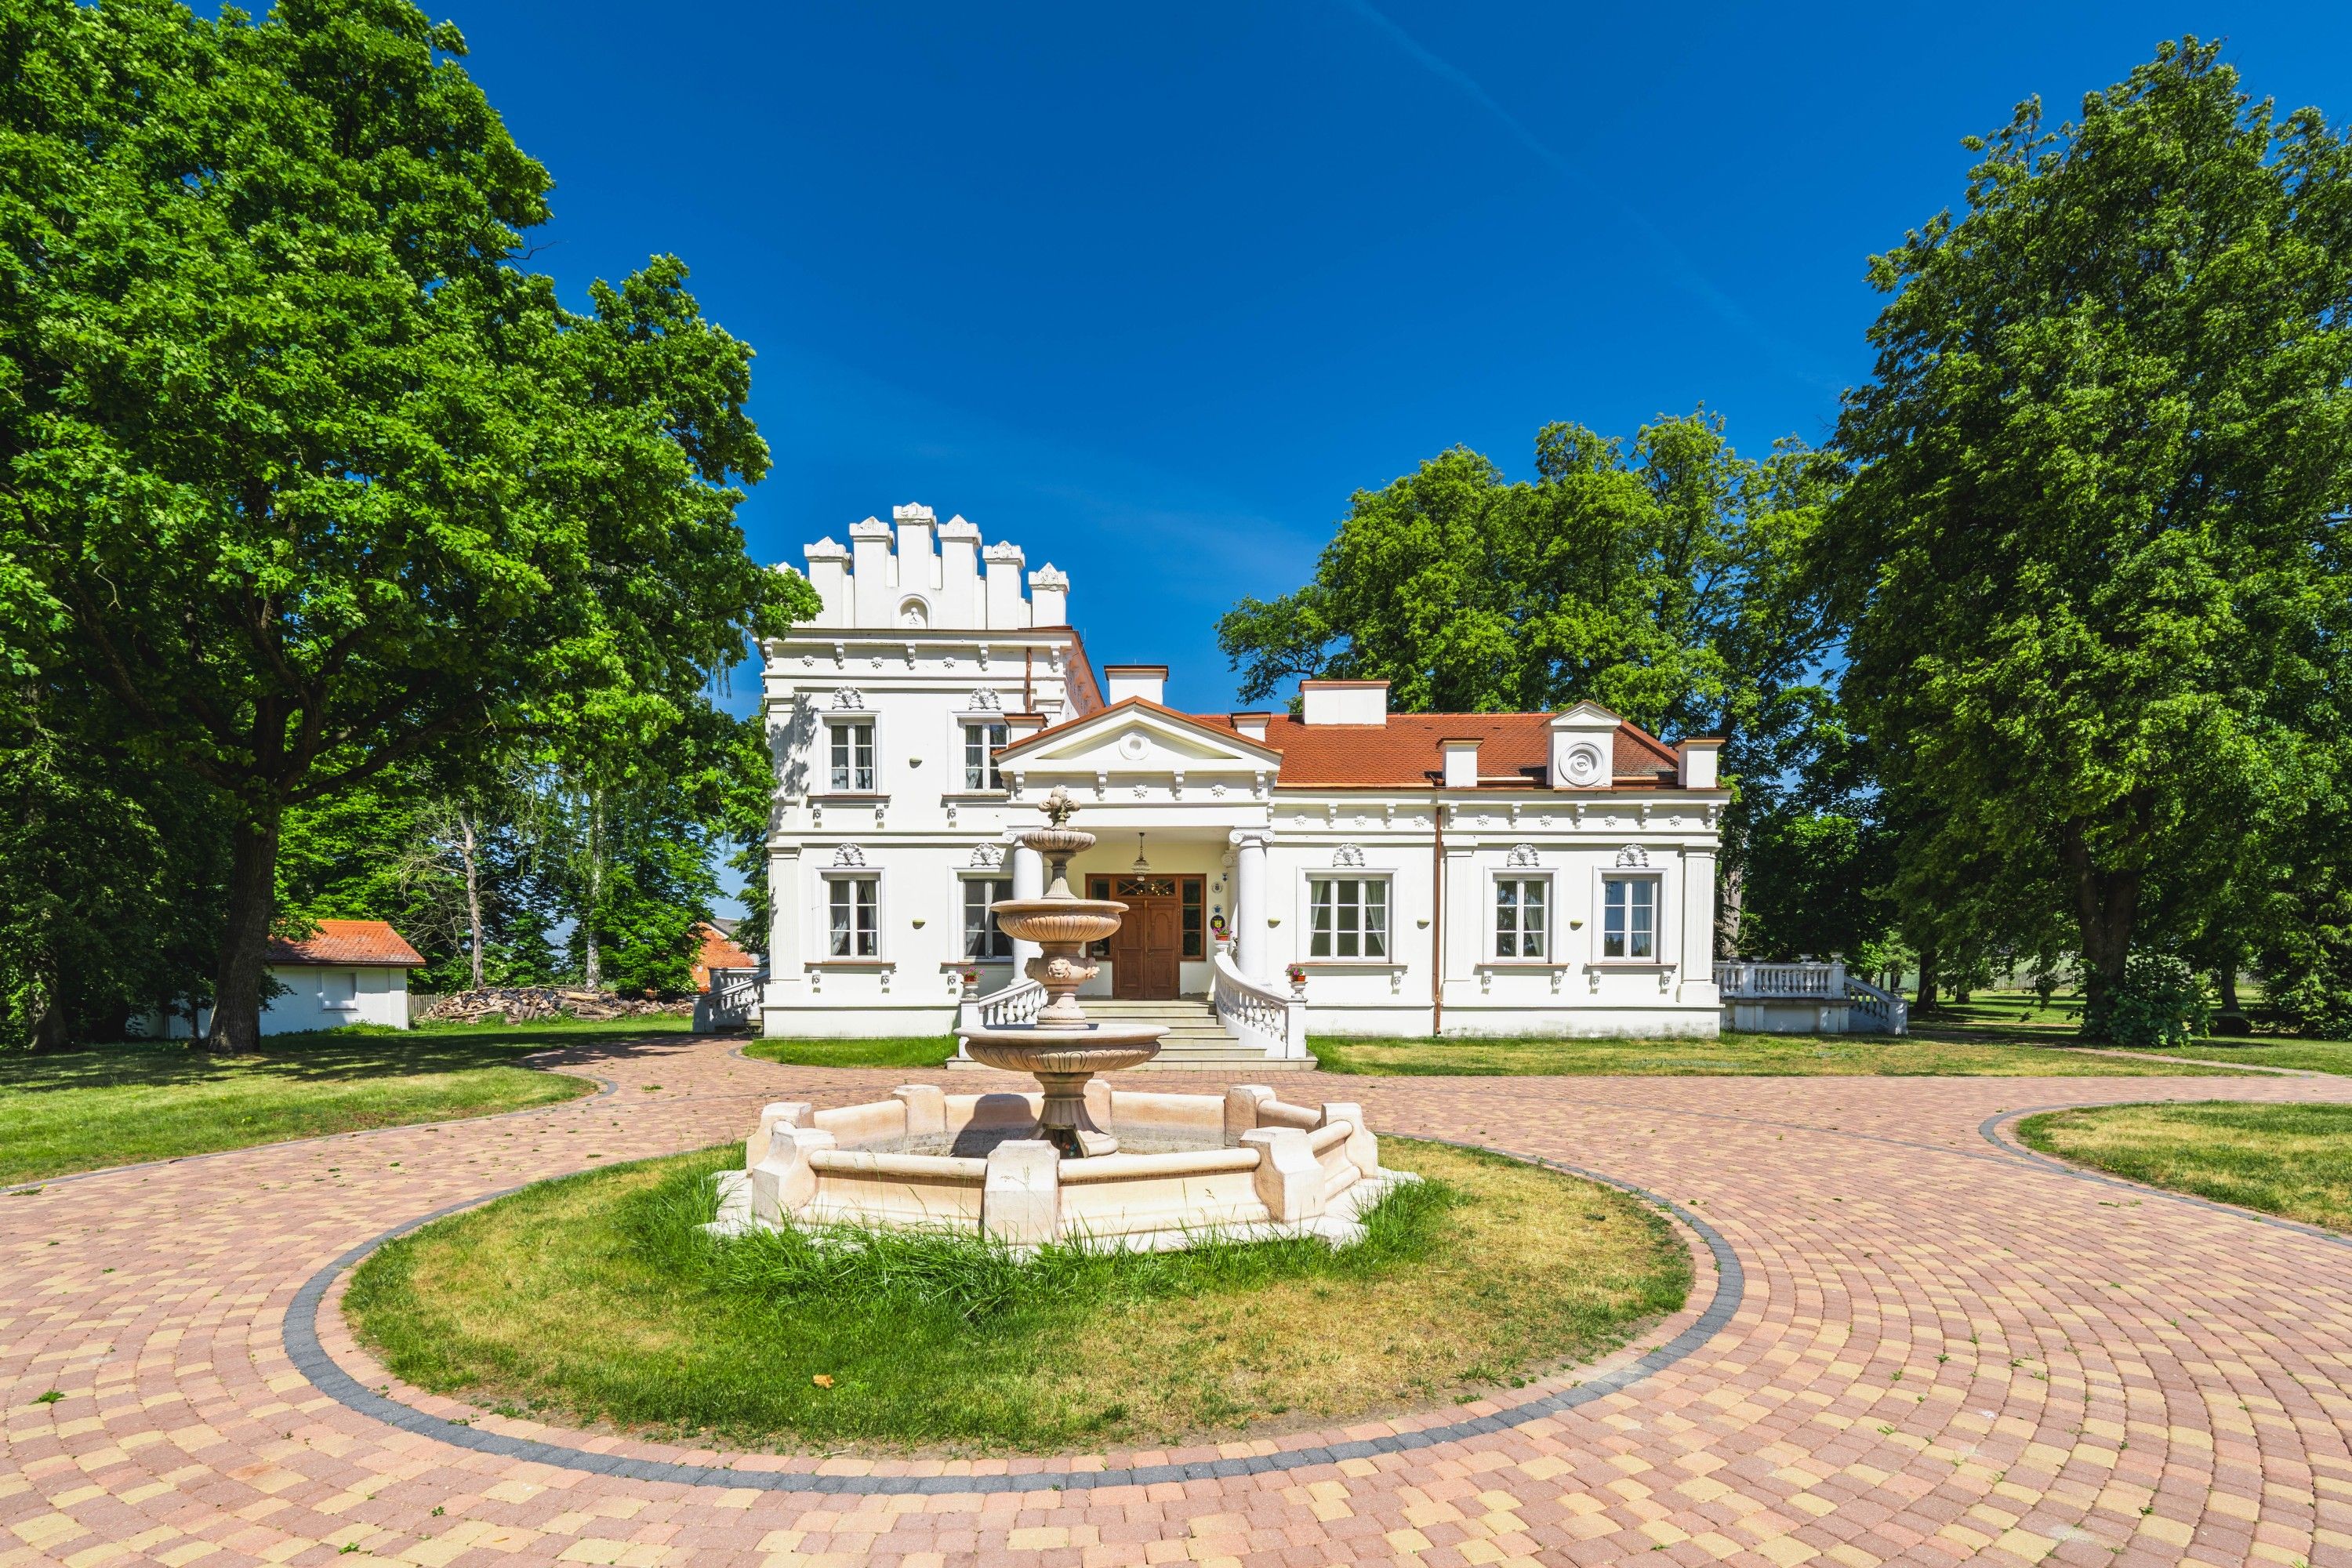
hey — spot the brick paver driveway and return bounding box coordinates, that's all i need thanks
[7,1037,2352,1568]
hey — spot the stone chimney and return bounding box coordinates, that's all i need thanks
[1231,713,1271,742]
[1442,737,1480,789]
[1677,736,1723,789]
[1301,680,1389,725]
[1104,665,1167,706]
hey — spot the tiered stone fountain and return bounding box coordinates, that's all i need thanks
[959,787,1165,1156]
[715,793,1414,1250]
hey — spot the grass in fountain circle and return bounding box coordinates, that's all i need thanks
[344,1139,1690,1453]
[2015,1101,2352,1232]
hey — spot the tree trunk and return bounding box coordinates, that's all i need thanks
[2216,965,2241,1011]
[581,787,604,989]
[1914,943,1940,1014]
[2063,824,2140,1041]
[460,811,485,990]
[1716,860,1745,960]
[207,807,283,1052]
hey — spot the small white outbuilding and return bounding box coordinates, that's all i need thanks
[259,919,424,1032]
[143,918,426,1037]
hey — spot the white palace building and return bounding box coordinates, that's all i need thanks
[753,505,1734,1062]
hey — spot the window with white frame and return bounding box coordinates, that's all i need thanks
[321,971,358,1008]
[828,876,879,957]
[1308,877,1388,959]
[1601,875,1657,959]
[828,720,875,792]
[1494,877,1548,959]
[963,877,1012,959]
[962,721,1009,789]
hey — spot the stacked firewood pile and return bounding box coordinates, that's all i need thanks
[421,987,695,1024]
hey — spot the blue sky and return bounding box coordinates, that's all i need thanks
[450,2,2352,719]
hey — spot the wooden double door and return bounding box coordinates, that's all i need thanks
[1087,875,1204,1000]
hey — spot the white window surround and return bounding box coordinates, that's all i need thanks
[956,869,1014,961]
[320,970,358,1010]
[957,716,1011,793]
[815,867,888,964]
[825,715,879,795]
[1304,873,1392,963]
[1291,868,1407,968]
[1588,865,1673,967]
[1487,872,1555,964]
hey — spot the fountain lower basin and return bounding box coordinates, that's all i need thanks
[712,1083,1417,1252]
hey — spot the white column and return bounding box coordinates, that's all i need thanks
[1682,848,1720,1004]
[1009,841,1044,976]
[1232,830,1271,982]
[764,846,801,1026]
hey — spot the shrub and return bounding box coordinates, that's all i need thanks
[2106,953,2212,1047]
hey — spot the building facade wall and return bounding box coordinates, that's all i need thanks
[760,510,1725,1041]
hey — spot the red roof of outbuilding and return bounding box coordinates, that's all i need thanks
[267,919,424,967]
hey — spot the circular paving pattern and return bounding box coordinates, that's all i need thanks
[6,1038,2352,1567]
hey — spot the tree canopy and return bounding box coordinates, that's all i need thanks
[1815,37,2352,1033]
[0,0,814,1044]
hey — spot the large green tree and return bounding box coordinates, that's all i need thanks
[1817,38,2352,1035]
[0,0,815,1045]
[1221,411,1838,948]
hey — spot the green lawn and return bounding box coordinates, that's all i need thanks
[740,1036,956,1070]
[2106,1040,2352,1075]
[1309,1030,2256,1077]
[347,1138,1687,1453]
[2016,1102,2352,1231]
[0,1017,673,1185]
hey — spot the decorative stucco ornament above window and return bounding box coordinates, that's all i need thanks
[1615,844,1650,867]
[831,687,867,710]
[1561,742,1606,787]
[968,843,1004,869]
[1506,844,1541,867]
[833,844,866,867]
[1332,843,1366,867]
[966,688,1001,710]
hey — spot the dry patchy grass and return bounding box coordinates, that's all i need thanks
[2016,1101,2352,1232]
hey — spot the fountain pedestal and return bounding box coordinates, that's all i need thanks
[962,793,1164,1156]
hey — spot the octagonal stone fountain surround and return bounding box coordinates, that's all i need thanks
[713,1082,1411,1250]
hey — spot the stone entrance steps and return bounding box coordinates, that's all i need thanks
[954,996,1317,1073]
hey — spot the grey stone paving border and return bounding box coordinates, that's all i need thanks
[284,1143,1743,1497]
[1979,1105,2352,1254]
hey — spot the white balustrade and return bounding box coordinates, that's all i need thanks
[1714,959,1906,1035]
[1214,951,1307,1059]
[695,967,766,1033]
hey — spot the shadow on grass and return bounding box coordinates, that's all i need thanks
[0,1016,693,1095]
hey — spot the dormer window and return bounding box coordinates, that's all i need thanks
[828,720,875,792]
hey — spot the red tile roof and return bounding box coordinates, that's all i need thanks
[691,922,758,991]
[1188,712,1684,789]
[267,919,425,967]
[999,695,1696,789]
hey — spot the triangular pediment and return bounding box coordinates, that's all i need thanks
[1000,699,1280,775]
